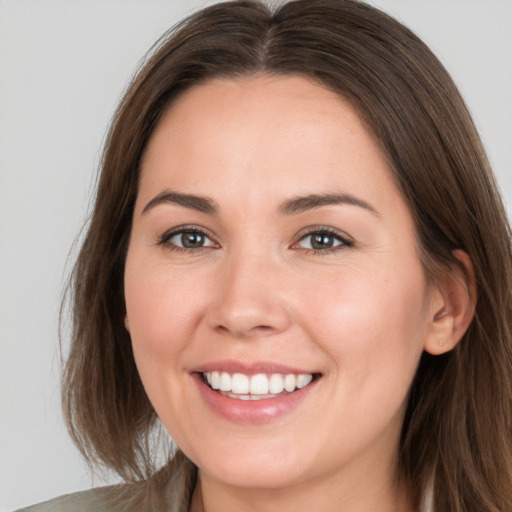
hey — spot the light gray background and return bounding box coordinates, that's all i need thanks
[1,1,511,510]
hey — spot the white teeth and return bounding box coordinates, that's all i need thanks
[231,373,250,394]
[269,374,284,394]
[250,374,269,395]
[202,371,315,396]
[284,374,296,392]
[220,372,231,392]
[296,374,313,389]
[211,371,220,390]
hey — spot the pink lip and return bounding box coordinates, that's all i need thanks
[191,359,315,376]
[190,361,320,424]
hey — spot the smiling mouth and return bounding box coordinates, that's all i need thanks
[201,371,318,400]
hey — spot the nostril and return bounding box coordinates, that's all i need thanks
[215,323,276,339]
[206,290,292,337]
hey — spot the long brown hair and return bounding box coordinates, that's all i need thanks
[63,1,512,510]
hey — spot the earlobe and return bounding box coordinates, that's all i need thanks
[124,315,130,332]
[424,250,477,355]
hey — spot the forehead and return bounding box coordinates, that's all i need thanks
[137,74,405,220]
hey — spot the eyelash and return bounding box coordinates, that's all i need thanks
[156,225,354,255]
[157,225,217,254]
[292,227,354,255]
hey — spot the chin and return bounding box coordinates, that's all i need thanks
[186,438,313,490]
[201,460,308,490]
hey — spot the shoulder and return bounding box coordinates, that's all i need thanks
[17,456,196,512]
[16,486,118,512]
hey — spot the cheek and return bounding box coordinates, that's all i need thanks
[123,258,209,426]
[293,261,428,452]
[125,260,207,357]
[297,259,428,380]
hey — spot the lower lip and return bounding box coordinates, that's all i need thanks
[192,373,318,424]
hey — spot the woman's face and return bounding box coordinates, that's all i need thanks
[124,75,437,491]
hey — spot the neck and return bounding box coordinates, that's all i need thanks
[189,466,415,512]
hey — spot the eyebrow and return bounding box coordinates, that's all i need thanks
[142,190,378,217]
[279,193,379,216]
[142,190,218,215]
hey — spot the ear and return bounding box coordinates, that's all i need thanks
[124,315,130,332]
[424,250,477,355]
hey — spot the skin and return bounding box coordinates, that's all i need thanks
[124,75,473,512]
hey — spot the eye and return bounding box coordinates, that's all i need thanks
[294,228,353,252]
[159,227,217,251]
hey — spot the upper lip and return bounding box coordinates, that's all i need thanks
[190,360,318,376]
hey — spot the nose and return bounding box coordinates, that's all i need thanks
[206,250,291,339]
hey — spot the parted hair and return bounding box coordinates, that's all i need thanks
[63,1,512,510]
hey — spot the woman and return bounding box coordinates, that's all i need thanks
[19,0,512,511]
